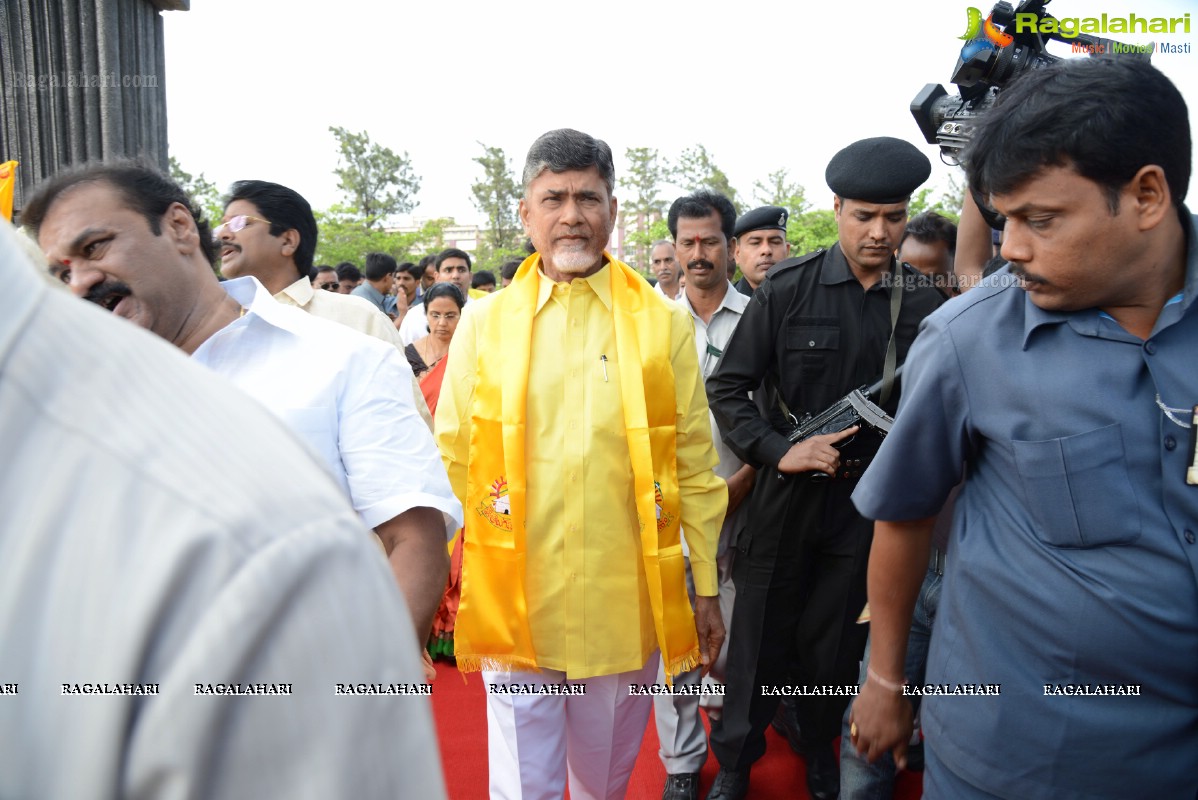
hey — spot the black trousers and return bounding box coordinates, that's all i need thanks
[710,467,873,770]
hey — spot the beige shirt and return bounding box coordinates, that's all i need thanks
[276,277,434,428]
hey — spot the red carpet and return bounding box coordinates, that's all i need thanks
[431,661,923,799]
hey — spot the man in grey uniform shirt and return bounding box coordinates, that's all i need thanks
[850,58,1198,799]
[655,191,753,800]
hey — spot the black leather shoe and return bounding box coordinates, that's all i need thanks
[804,743,840,800]
[662,772,700,800]
[770,701,804,755]
[704,766,750,800]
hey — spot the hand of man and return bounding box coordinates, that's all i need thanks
[777,425,860,475]
[421,649,437,684]
[725,465,757,515]
[848,675,914,768]
[694,595,725,678]
[392,291,409,328]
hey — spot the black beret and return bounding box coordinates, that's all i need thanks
[825,137,932,204]
[733,206,789,239]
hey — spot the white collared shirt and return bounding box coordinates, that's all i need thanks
[277,276,406,350]
[653,280,682,301]
[679,282,751,554]
[193,277,463,537]
[274,277,434,429]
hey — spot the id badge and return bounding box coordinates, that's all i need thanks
[1188,405,1198,486]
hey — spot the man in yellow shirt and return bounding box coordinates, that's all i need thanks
[436,128,728,799]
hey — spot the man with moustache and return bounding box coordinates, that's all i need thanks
[436,129,728,800]
[216,180,433,427]
[651,239,682,300]
[705,137,943,800]
[0,221,446,799]
[24,163,462,642]
[731,206,791,297]
[218,181,405,348]
[850,58,1198,799]
[654,191,754,800]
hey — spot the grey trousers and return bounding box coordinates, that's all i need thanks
[653,549,737,774]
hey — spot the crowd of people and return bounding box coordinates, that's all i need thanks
[3,55,1197,800]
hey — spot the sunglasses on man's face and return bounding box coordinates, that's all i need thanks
[317,281,340,291]
[212,214,272,241]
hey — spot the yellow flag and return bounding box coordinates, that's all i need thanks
[0,161,17,222]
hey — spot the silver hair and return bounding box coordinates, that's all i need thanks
[521,129,615,196]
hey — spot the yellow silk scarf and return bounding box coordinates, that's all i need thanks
[456,252,700,680]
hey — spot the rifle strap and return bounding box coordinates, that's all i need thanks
[879,262,904,406]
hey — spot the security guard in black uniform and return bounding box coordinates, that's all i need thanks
[704,137,945,800]
[732,205,790,298]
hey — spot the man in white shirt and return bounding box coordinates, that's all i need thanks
[651,239,682,300]
[215,179,433,427]
[655,191,755,800]
[399,248,476,345]
[24,162,462,641]
[0,220,445,799]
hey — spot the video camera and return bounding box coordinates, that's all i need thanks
[911,0,1142,165]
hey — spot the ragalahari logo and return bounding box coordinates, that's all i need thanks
[960,6,1014,60]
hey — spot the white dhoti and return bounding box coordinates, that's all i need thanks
[484,654,659,800]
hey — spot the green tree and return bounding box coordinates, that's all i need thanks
[168,156,223,226]
[752,168,809,216]
[673,145,739,207]
[619,146,670,270]
[329,125,421,226]
[908,172,964,222]
[787,209,839,256]
[470,143,524,267]
[314,206,449,267]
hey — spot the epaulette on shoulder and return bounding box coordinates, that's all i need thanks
[767,248,824,278]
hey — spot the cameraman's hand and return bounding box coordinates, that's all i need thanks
[777,426,859,476]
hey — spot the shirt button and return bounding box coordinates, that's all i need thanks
[1165,435,1177,451]
[570,472,577,481]
[1186,530,1196,545]
[1144,340,1157,355]
[808,340,816,347]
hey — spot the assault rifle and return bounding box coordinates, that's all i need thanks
[786,366,904,445]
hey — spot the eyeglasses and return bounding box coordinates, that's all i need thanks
[316,281,340,291]
[212,214,272,240]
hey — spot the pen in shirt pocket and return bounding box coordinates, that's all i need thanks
[600,354,609,382]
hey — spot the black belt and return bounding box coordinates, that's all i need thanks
[929,546,946,576]
[830,456,872,481]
